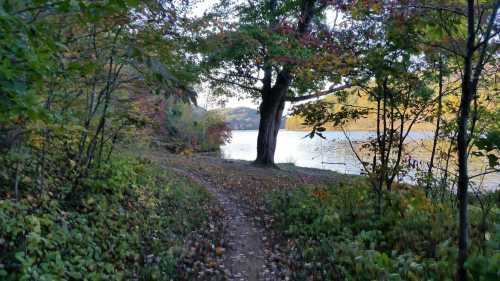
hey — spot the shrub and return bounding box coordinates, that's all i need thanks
[0,155,211,280]
[269,180,499,280]
[163,100,231,153]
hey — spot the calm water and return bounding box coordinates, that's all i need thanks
[221,130,499,190]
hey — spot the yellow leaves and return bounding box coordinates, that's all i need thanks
[339,66,350,76]
[371,2,382,13]
[345,56,357,66]
[30,135,44,149]
[180,147,194,156]
[207,260,218,268]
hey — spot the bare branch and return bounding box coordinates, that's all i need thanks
[472,1,500,90]
[403,4,466,16]
[286,83,354,102]
[206,75,261,92]
[469,169,500,179]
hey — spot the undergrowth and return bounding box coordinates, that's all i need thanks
[0,154,212,280]
[269,180,499,281]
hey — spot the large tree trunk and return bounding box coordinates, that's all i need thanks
[255,93,285,166]
[254,0,316,166]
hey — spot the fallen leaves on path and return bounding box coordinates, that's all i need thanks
[148,150,343,280]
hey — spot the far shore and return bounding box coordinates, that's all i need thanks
[229,128,435,133]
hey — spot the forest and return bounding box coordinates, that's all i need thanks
[0,0,499,280]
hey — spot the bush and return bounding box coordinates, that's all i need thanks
[0,155,211,280]
[163,100,231,153]
[269,180,499,280]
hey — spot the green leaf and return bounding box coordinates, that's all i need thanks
[486,154,498,168]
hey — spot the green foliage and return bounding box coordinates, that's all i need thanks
[197,0,353,99]
[0,155,212,280]
[474,128,500,169]
[466,243,500,281]
[0,1,53,124]
[164,100,231,153]
[269,181,499,280]
[0,2,212,278]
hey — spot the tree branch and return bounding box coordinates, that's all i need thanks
[471,1,500,90]
[286,83,354,102]
[404,4,466,16]
[207,75,261,92]
[469,168,500,179]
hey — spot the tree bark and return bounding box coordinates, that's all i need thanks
[254,0,318,166]
[427,58,444,195]
[256,91,286,166]
[456,3,499,278]
[456,2,475,280]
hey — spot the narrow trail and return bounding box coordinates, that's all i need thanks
[148,152,340,280]
[172,167,273,281]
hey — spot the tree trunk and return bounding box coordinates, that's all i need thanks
[456,2,498,278]
[255,93,285,166]
[456,2,475,280]
[457,77,471,281]
[427,58,444,195]
[254,0,316,166]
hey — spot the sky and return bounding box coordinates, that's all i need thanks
[198,91,260,110]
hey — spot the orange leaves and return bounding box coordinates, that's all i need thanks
[215,246,224,256]
[311,188,330,202]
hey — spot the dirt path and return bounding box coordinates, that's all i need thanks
[145,151,343,280]
[172,167,272,281]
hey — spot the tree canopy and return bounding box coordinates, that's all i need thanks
[0,1,498,280]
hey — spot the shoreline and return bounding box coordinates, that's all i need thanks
[229,128,436,133]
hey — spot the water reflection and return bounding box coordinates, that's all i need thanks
[221,130,499,190]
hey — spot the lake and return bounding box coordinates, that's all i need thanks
[221,130,499,190]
